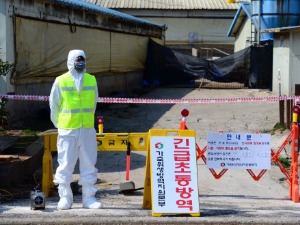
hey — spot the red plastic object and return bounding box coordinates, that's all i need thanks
[97,116,104,124]
[181,109,189,117]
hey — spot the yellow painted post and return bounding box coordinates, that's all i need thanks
[97,116,104,134]
[42,134,54,197]
[143,139,152,209]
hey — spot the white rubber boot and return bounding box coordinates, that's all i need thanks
[57,183,73,210]
[82,184,103,209]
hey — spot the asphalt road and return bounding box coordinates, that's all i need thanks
[1,88,300,225]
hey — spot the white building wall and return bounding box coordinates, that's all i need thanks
[234,19,253,52]
[272,32,290,96]
[290,31,300,95]
[273,30,300,96]
[116,8,236,49]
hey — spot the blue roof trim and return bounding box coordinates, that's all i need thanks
[47,0,167,30]
[227,2,252,36]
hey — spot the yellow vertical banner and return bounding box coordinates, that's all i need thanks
[143,129,200,217]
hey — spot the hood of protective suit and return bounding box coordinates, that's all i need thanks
[67,49,86,76]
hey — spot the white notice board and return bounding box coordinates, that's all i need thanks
[150,136,199,215]
[207,132,271,169]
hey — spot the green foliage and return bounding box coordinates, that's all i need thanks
[278,156,291,169]
[262,122,287,135]
[0,59,15,76]
[22,129,39,136]
[0,59,14,126]
[273,122,286,131]
[269,123,286,135]
[0,97,8,126]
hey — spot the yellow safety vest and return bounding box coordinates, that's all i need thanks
[57,72,96,129]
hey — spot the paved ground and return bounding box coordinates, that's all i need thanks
[1,88,300,225]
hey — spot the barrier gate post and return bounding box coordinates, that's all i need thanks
[290,105,299,202]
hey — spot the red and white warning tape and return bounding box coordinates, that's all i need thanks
[0,95,49,101]
[0,94,300,104]
[98,96,300,104]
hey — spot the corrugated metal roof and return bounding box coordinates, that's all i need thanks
[47,0,167,29]
[87,0,251,10]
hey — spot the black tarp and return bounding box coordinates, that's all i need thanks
[143,39,272,89]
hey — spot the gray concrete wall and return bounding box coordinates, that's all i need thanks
[272,32,290,96]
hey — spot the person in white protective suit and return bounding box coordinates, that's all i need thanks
[49,49,102,210]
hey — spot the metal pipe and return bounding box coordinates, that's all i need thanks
[258,0,261,46]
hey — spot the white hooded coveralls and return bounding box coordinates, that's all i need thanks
[49,50,99,188]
